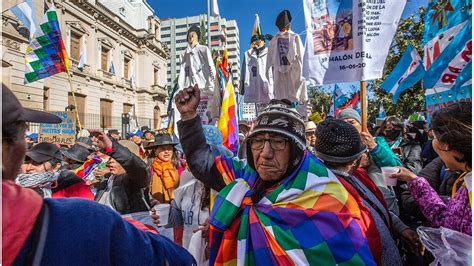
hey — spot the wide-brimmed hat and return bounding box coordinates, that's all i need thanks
[61,143,91,163]
[315,118,367,164]
[143,133,178,150]
[26,142,63,163]
[118,140,140,157]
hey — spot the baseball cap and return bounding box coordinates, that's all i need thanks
[3,84,62,126]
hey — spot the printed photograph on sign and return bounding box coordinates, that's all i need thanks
[311,0,353,54]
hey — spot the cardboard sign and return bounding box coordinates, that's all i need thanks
[39,111,76,145]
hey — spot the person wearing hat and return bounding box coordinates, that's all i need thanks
[145,132,181,204]
[61,142,93,169]
[20,142,94,200]
[305,121,317,154]
[127,129,147,159]
[338,108,403,215]
[266,9,307,116]
[25,132,38,149]
[107,129,121,141]
[241,14,274,105]
[314,118,424,265]
[174,86,376,265]
[90,130,152,215]
[2,84,195,265]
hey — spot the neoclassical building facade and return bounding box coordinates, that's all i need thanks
[2,0,170,132]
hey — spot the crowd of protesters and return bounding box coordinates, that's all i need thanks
[4,82,472,265]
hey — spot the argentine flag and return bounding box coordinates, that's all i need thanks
[381,44,425,103]
[11,0,37,40]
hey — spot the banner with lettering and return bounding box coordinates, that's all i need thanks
[39,111,76,145]
[302,0,406,85]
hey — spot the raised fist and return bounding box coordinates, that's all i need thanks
[174,84,200,121]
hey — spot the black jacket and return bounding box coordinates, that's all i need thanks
[95,141,150,214]
[178,116,227,192]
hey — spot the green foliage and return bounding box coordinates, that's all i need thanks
[308,85,332,115]
[199,19,207,46]
[369,7,426,122]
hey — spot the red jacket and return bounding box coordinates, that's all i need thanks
[51,171,94,200]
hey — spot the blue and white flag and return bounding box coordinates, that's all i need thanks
[378,102,385,119]
[381,44,425,103]
[452,60,472,101]
[423,0,471,70]
[11,0,37,40]
[77,37,86,71]
[109,52,115,74]
[423,21,472,89]
[333,84,348,110]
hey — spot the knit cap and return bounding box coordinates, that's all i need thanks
[337,108,361,124]
[315,118,367,163]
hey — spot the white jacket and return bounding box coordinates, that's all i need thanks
[242,46,273,104]
[266,30,307,103]
[178,44,216,95]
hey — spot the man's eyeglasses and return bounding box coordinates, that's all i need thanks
[248,137,288,151]
[305,131,316,137]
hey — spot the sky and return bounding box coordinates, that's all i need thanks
[150,0,428,95]
[151,0,427,59]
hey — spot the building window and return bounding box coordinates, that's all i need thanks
[100,99,113,128]
[153,67,160,85]
[68,92,86,124]
[101,47,109,71]
[161,26,171,31]
[176,24,187,29]
[124,57,130,79]
[70,32,81,61]
[123,103,133,114]
[176,32,187,36]
[43,87,50,111]
[162,34,171,38]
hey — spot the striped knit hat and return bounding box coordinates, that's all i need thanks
[247,100,306,150]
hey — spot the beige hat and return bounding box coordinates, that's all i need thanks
[118,140,140,157]
[305,121,317,132]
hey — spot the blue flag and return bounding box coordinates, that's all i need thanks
[378,102,385,119]
[423,21,472,89]
[452,60,472,101]
[423,0,471,44]
[423,0,471,70]
[381,44,425,103]
[11,0,36,40]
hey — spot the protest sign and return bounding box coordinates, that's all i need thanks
[303,0,406,85]
[39,111,76,145]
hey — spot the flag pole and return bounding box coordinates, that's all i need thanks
[207,0,211,49]
[360,80,367,132]
[66,71,83,130]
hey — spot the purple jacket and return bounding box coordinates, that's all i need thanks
[408,174,471,235]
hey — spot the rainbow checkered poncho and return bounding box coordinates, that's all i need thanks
[210,152,375,265]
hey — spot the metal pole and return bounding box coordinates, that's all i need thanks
[360,80,368,132]
[207,0,211,49]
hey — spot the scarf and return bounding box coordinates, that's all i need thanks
[209,152,375,265]
[15,172,59,198]
[150,158,179,203]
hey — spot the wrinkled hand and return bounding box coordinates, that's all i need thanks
[89,129,113,151]
[150,208,160,226]
[174,84,200,120]
[391,167,417,182]
[361,131,377,150]
[400,228,425,256]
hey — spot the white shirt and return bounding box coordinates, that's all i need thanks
[242,46,273,104]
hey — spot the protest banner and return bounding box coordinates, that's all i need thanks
[302,0,406,85]
[39,111,76,145]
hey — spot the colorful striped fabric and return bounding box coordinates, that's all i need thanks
[24,6,69,83]
[217,74,239,156]
[210,152,375,265]
[75,156,102,180]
